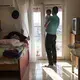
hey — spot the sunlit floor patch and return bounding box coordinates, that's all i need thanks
[57,61,71,67]
[42,61,78,80]
[43,67,63,80]
[63,66,78,76]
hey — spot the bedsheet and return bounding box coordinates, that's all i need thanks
[0,44,28,64]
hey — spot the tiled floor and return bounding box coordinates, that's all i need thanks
[0,60,78,80]
[23,60,78,80]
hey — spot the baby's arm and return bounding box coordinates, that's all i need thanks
[44,21,50,28]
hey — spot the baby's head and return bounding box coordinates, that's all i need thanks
[46,9,51,16]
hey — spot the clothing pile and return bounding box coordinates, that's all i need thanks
[3,49,22,58]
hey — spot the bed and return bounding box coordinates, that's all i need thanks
[0,39,29,80]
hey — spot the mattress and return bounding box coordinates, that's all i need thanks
[0,44,25,64]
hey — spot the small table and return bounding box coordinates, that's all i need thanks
[68,43,80,80]
[71,49,80,80]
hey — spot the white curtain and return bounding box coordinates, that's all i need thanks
[15,0,37,62]
[15,0,29,37]
[28,1,37,62]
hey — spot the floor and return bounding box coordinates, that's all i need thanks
[0,71,20,80]
[23,60,78,80]
[0,60,78,80]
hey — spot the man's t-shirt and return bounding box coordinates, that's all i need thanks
[46,15,59,35]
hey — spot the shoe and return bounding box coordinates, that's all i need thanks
[44,65,53,68]
[53,63,56,67]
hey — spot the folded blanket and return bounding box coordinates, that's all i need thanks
[3,49,22,58]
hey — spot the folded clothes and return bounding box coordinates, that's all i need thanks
[3,49,22,58]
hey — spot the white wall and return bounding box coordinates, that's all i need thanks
[63,0,80,60]
[33,0,64,5]
[0,2,21,38]
[44,0,64,4]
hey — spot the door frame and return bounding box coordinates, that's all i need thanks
[40,4,64,60]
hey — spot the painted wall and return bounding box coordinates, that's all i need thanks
[0,2,21,38]
[63,0,80,59]
[44,0,64,4]
[33,0,64,5]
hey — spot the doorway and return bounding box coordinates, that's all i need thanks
[32,5,63,60]
[32,7,42,59]
[44,5,63,59]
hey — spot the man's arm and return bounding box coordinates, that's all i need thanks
[44,17,50,28]
[44,21,50,28]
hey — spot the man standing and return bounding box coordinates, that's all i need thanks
[45,6,60,67]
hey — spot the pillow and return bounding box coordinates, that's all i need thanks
[0,39,20,45]
[11,42,24,47]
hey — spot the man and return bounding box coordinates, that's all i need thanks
[45,6,60,67]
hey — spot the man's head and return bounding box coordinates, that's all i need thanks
[52,6,58,15]
[46,9,51,16]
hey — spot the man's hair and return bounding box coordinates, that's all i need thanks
[52,6,58,14]
[46,9,51,13]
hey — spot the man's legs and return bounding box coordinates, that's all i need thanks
[45,34,53,66]
[52,35,57,64]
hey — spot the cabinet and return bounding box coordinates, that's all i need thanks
[70,33,80,68]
